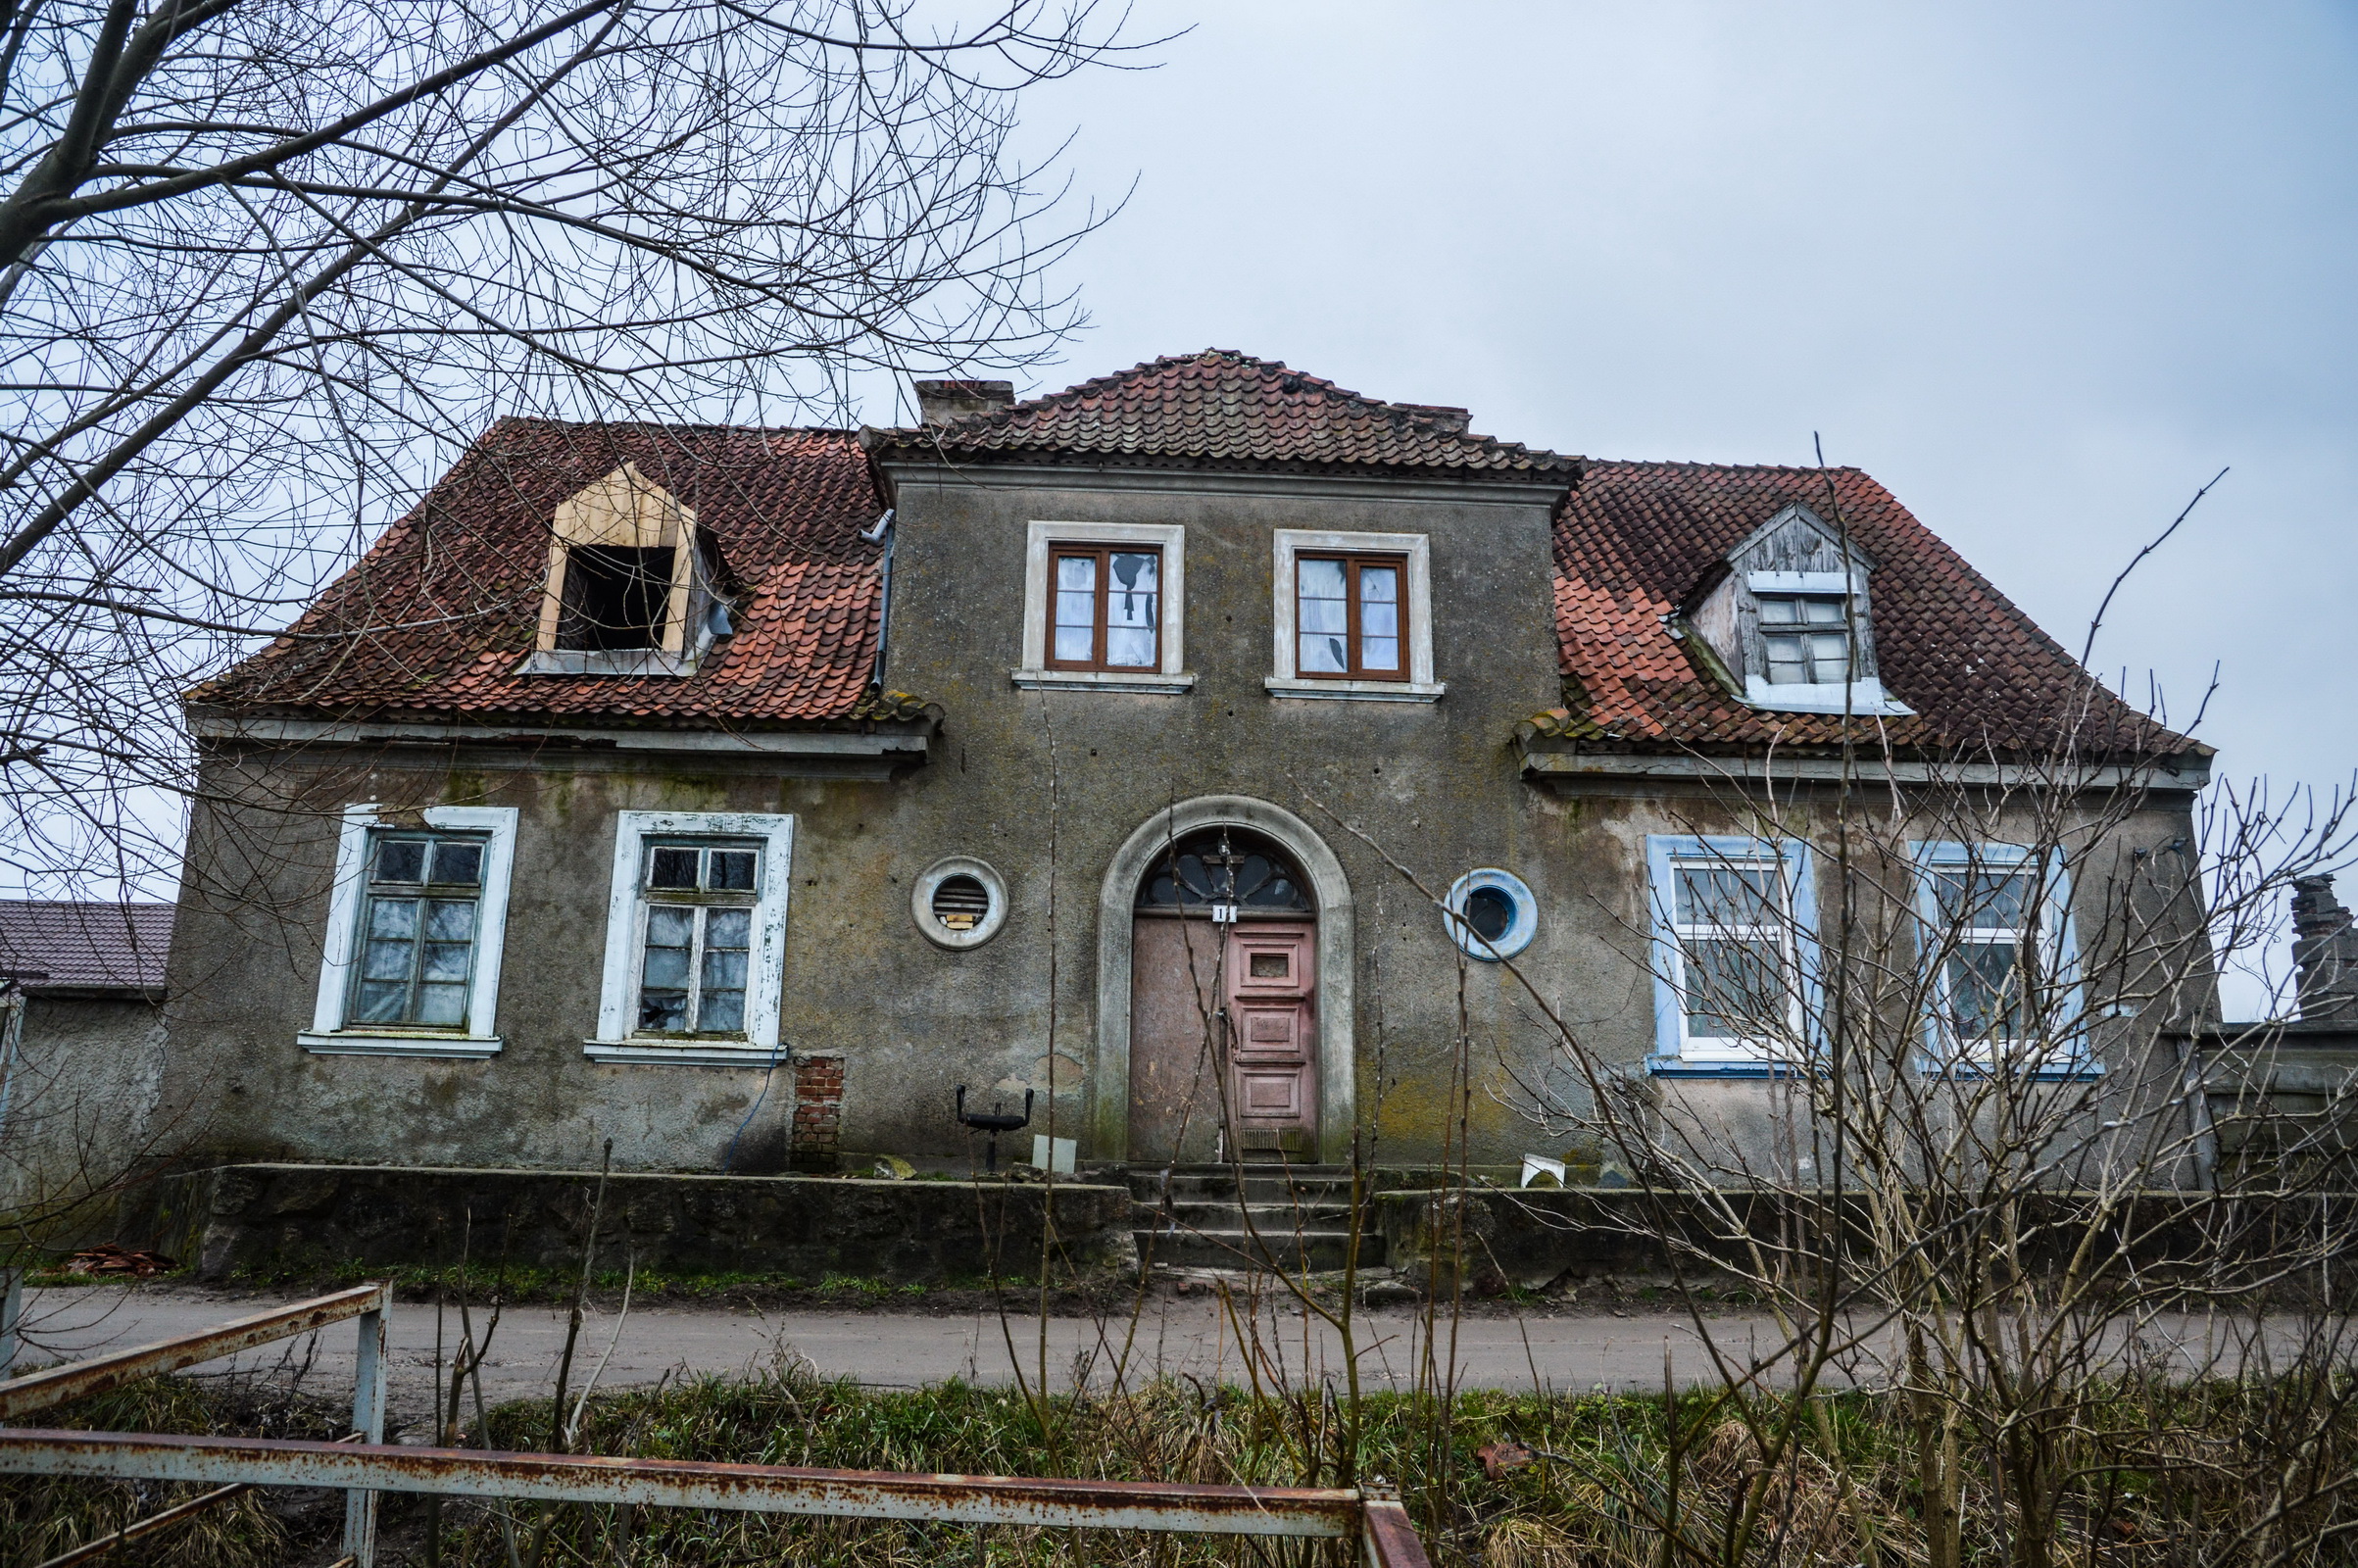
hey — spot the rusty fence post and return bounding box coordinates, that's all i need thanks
[341,1283,390,1567]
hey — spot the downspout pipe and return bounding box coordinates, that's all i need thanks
[860,509,896,689]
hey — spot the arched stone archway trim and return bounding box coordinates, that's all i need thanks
[1093,796,1355,1165]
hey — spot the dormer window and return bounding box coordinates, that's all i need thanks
[520,465,728,677]
[1681,504,1910,717]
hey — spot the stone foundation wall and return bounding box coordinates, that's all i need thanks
[136,1163,1135,1285]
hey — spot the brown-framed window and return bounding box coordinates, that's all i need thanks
[1296,554,1405,679]
[1048,544,1161,671]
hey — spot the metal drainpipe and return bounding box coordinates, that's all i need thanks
[860,508,896,688]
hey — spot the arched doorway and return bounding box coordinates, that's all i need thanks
[1092,798,1355,1165]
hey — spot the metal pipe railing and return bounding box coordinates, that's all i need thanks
[0,1281,389,1562]
[0,1282,1437,1568]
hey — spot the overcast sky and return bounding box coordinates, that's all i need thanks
[993,1,2355,826]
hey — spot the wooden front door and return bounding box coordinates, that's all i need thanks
[1225,924,1315,1157]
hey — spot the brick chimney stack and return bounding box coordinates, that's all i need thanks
[2290,874,2358,1022]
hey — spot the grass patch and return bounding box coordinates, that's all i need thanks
[0,1374,347,1568]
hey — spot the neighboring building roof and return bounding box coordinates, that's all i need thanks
[1539,462,2202,760]
[864,349,1581,479]
[0,902,172,997]
[193,420,906,729]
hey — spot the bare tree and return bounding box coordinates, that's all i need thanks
[0,0,1146,897]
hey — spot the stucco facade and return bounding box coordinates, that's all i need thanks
[156,353,2216,1181]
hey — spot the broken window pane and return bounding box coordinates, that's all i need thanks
[556,544,673,651]
[1104,551,1158,667]
[709,849,758,891]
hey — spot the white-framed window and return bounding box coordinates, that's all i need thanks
[588,810,795,1066]
[301,804,518,1058]
[1267,529,1441,702]
[913,856,1009,950]
[1012,520,1191,693]
[1444,868,1538,960]
[1646,835,1819,1066]
[1912,841,2088,1073]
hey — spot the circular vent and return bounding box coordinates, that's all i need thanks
[931,874,991,933]
[913,858,1008,950]
[1444,868,1537,960]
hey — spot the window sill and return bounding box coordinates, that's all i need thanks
[1646,1054,1793,1078]
[1009,668,1195,695]
[1264,677,1445,704]
[1740,676,1911,716]
[299,1031,502,1059]
[516,649,698,678]
[584,1039,792,1067]
[1918,1056,2104,1082]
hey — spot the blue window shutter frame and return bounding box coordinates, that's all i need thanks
[1645,833,1821,1076]
[1909,840,2097,1079]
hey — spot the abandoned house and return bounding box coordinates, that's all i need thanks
[157,349,2220,1186]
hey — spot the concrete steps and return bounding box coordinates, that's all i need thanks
[1127,1164,1382,1274]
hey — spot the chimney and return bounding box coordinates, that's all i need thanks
[913,379,1015,427]
[2290,874,2358,1022]
[1395,403,1471,434]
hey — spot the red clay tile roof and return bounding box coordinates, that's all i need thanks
[194,420,906,728]
[867,349,1579,478]
[0,902,172,994]
[1543,462,2202,760]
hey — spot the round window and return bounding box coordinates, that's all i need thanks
[913,858,1007,950]
[1444,868,1537,960]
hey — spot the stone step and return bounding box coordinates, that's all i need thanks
[1133,1226,1380,1273]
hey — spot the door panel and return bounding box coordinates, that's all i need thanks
[1224,925,1314,1155]
[1128,917,1224,1163]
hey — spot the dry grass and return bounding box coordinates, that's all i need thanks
[6,1360,2354,1567]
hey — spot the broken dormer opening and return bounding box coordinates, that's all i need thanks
[1682,503,1912,717]
[559,545,673,651]
[525,465,728,676]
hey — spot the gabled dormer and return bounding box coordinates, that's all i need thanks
[1680,502,1911,716]
[520,465,733,676]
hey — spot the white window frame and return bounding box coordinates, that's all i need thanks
[1911,841,2091,1076]
[587,810,796,1066]
[1646,834,1821,1068]
[1267,528,1443,702]
[1012,521,1192,694]
[301,804,518,1058]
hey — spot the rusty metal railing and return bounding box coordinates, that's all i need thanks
[0,1280,389,1564]
[0,1284,1435,1568]
[0,1429,1434,1565]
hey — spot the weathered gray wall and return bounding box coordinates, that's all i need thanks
[2,995,168,1223]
